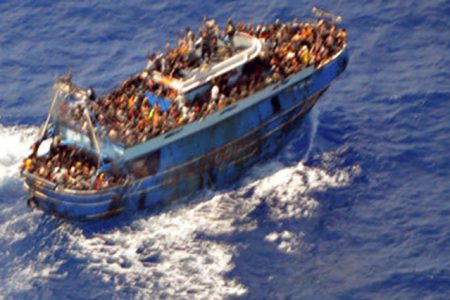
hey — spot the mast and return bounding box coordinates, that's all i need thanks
[40,69,73,140]
[40,89,61,140]
[82,99,102,168]
[41,71,103,167]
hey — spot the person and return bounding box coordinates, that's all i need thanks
[94,173,105,190]
[325,32,335,53]
[21,158,34,172]
[152,106,162,128]
[224,18,236,51]
[218,94,226,110]
[181,102,189,121]
[174,94,185,107]
[188,108,196,123]
[211,84,219,102]
[299,45,310,66]
[205,97,217,115]
[201,31,211,62]
[160,55,168,75]
[109,128,118,140]
[336,28,347,48]
[145,54,157,72]
[185,30,196,65]
[53,167,68,185]
[87,86,96,101]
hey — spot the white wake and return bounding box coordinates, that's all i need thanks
[61,151,360,299]
[0,123,361,299]
[0,124,39,186]
[303,106,320,161]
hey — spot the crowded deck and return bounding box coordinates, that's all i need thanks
[65,17,346,148]
[21,14,347,191]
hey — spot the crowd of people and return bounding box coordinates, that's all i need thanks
[62,17,346,148]
[145,17,239,79]
[239,18,347,70]
[21,139,125,190]
[23,16,347,190]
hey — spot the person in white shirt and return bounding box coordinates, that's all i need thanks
[211,84,219,102]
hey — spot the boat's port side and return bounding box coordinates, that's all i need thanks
[23,46,347,219]
[122,49,347,210]
[123,86,326,210]
[19,13,348,220]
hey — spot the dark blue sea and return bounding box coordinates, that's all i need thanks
[1,1,449,299]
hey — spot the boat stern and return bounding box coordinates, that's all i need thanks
[22,171,128,220]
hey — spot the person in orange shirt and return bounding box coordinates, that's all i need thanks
[152,107,162,128]
[21,158,34,173]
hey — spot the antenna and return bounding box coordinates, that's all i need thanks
[312,6,342,24]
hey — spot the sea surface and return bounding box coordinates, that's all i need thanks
[1,1,449,299]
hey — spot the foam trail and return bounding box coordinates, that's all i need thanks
[0,122,360,298]
[0,124,39,185]
[60,150,359,299]
[302,106,319,161]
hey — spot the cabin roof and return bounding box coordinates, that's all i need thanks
[151,32,262,94]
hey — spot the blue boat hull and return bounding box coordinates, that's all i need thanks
[24,48,349,219]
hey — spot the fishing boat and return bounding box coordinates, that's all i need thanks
[21,9,349,219]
